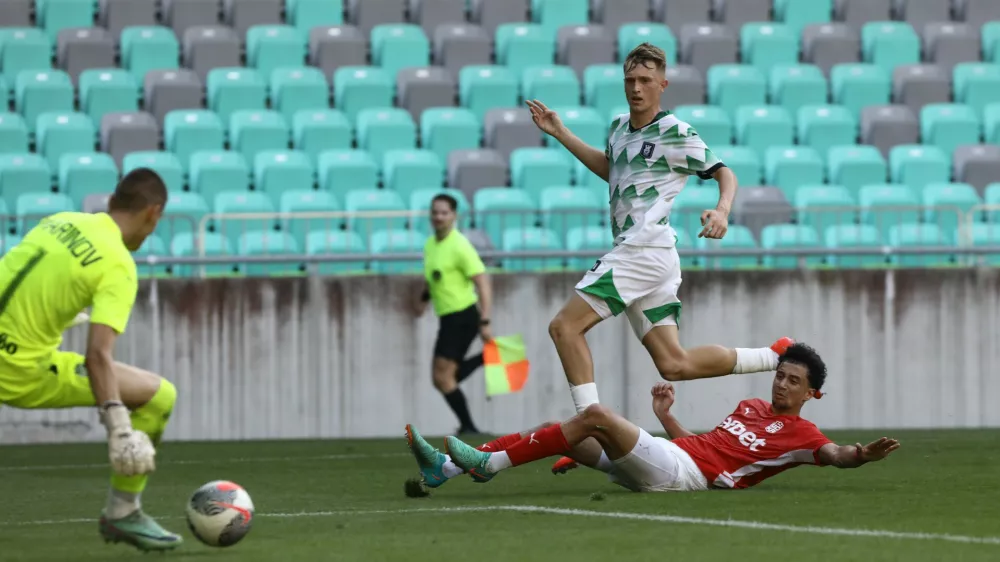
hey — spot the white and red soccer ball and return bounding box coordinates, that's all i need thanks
[185,480,255,547]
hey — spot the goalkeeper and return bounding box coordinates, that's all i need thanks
[0,168,180,551]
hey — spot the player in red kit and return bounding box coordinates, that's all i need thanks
[418,343,899,492]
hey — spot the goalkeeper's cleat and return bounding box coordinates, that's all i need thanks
[551,456,579,475]
[405,424,449,488]
[99,510,182,552]
[445,436,498,481]
[770,337,795,356]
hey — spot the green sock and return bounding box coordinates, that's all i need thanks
[109,379,177,496]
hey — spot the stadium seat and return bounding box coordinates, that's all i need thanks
[531,0,588,35]
[824,224,887,267]
[710,145,761,185]
[123,151,184,193]
[740,23,799,74]
[142,69,203,125]
[984,22,1000,63]
[543,107,603,168]
[922,183,981,241]
[556,25,614,79]
[959,0,1000,28]
[345,188,408,241]
[671,186,718,239]
[797,105,858,158]
[474,187,537,247]
[333,67,395,122]
[397,67,457,121]
[760,224,824,268]
[371,24,430,79]
[892,0,949,30]
[773,0,831,34]
[859,183,920,238]
[888,223,954,267]
[447,149,508,198]
[522,66,581,109]
[861,22,919,78]
[292,110,352,165]
[469,0,527,35]
[923,23,979,74]
[833,0,891,24]
[36,112,96,173]
[253,150,314,203]
[207,68,268,124]
[246,25,306,79]
[133,233,169,278]
[0,114,29,154]
[56,27,115,85]
[984,103,1000,144]
[223,0,283,38]
[920,104,981,159]
[346,0,405,35]
[164,110,225,172]
[663,65,707,107]
[889,144,949,192]
[420,108,481,163]
[0,1,30,27]
[830,64,890,121]
[618,23,677,66]
[861,105,919,158]
[802,24,860,77]
[564,225,610,270]
[953,63,1000,116]
[165,0,222,39]
[735,106,795,160]
[368,228,422,273]
[79,70,139,125]
[159,191,209,241]
[408,0,465,37]
[214,190,277,247]
[500,226,563,271]
[769,65,828,117]
[731,186,794,240]
[495,24,555,80]
[953,145,1000,194]
[120,27,179,85]
[238,230,301,276]
[765,146,825,200]
[962,223,1000,266]
[288,0,343,32]
[827,145,887,197]
[653,0,711,35]
[170,231,240,278]
[189,151,250,205]
[485,109,541,160]
[795,184,856,233]
[305,230,367,275]
[318,150,378,195]
[356,108,416,163]
[229,110,290,165]
[99,112,159,167]
[978,183,999,222]
[459,66,519,122]
[0,29,52,93]
[433,23,492,79]
[0,154,50,212]
[58,153,117,207]
[696,224,759,270]
[308,25,368,77]
[269,68,329,122]
[383,149,444,200]
[183,26,242,83]
[539,186,603,241]
[15,70,74,134]
[17,192,73,234]
[680,23,738,77]
[37,0,95,42]
[674,105,732,147]
[584,65,625,121]
[707,65,766,118]
[408,187,470,235]
[892,65,951,116]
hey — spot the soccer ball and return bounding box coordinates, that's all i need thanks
[185,480,255,547]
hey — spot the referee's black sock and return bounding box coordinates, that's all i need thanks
[456,353,484,383]
[443,388,477,432]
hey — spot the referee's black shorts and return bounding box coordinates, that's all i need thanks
[433,305,480,362]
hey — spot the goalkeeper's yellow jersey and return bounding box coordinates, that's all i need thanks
[0,212,137,370]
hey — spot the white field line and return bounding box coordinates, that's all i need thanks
[0,452,409,471]
[2,505,999,546]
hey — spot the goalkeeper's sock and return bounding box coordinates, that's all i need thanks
[477,432,522,452]
[109,379,177,497]
[732,347,780,374]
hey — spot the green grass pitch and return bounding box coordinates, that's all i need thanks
[0,429,998,561]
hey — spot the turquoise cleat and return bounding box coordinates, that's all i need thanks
[445,436,499,482]
[99,509,182,552]
[405,424,450,488]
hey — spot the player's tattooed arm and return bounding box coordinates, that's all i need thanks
[818,437,901,469]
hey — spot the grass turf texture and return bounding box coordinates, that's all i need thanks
[0,429,997,561]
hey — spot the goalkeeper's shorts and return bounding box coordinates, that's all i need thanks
[0,351,95,409]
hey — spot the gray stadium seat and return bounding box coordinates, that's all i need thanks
[223,0,283,39]
[397,67,457,121]
[833,0,891,26]
[484,107,541,159]
[654,0,712,35]
[711,0,771,30]
[164,0,223,39]
[802,23,861,76]
[447,149,508,199]
[892,65,951,116]
[663,64,706,107]
[433,24,492,78]
[892,0,950,30]
[956,0,1000,28]
[463,228,497,263]
[82,193,112,213]
[408,0,467,37]
[347,0,405,35]
[143,70,204,124]
[680,23,737,76]
[861,105,920,158]
[309,26,369,77]
[184,26,242,83]
[923,23,979,73]
[0,0,33,26]
[469,0,528,36]
[101,112,160,166]
[731,186,793,240]
[99,0,158,39]
[593,0,651,34]
[558,25,616,79]
[57,28,115,85]
[953,144,1000,194]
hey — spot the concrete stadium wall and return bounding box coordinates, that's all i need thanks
[1,270,999,444]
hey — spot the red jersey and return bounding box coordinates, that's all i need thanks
[672,399,833,489]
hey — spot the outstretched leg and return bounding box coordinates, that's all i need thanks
[640,325,792,382]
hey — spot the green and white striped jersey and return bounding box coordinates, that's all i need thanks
[604,111,724,247]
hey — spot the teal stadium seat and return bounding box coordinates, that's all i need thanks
[239,230,301,277]
[741,23,799,73]
[495,24,555,79]
[674,105,732,147]
[922,183,982,241]
[565,225,611,270]
[0,233,19,255]
[370,229,424,274]
[280,190,342,248]
[710,145,761,185]
[229,110,290,165]
[671,186,718,238]
[859,184,920,239]
[769,65,827,117]
[333,67,394,121]
[986,183,1000,223]
[539,186,604,241]
[420,108,481,163]
[165,110,225,172]
[953,63,1000,116]
[795,184,857,233]
[317,150,378,195]
[584,65,625,120]
[344,188,407,240]
[0,114,29,153]
[16,70,74,133]
[501,226,563,271]
[133,234,169,277]
[409,187,471,235]
[253,150,315,203]
[474,187,537,247]
[920,104,981,158]
[708,65,767,118]
[735,106,794,160]
[17,192,72,234]
[962,224,1000,266]
[292,110,352,165]
[214,191,277,247]
[522,66,580,109]
[765,146,825,200]
[306,230,367,275]
[383,149,444,200]
[697,224,759,270]
[510,148,572,198]
[574,158,606,187]
[774,0,831,34]
[888,223,954,267]
[761,224,824,269]
[189,151,249,206]
[0,153,49,211]
[824,224,887,268]
[58,153,118,208]
[861,22,919,78]
[120,27,179,86]
[207,68,267,124]
[459,66,519,121]
[984,22,1000,64]
[37,0,94,41]
[544,107,603,171]
[79,70,139,124]
[0,29,52,94]
[287,0,343,31]
[371,24,430,79]
[889,144,949,191]
[270,68,329,122]
[356,108,416,163]
[160,191,209,241]
[984,103,1000,144]
[827,145,887,198]
[246,26,306,79]
[531,0,588,35]
[797,105,857,158]
[831,64,890,120]
[170,232,241,278]
[674,227,697,268]
[122,151,183,192]
[618,24,676,66]
[35,112,95,172]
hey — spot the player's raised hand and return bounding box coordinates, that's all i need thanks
[857,437,900,462]
[526,100,564,138]
[651,382,676,414]
[101,403,157,476]
[698,209,729,239]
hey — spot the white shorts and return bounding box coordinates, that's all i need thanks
[575,243,683,340]
[607,429,709,492]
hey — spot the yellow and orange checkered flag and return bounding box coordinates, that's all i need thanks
[483,334,530,396]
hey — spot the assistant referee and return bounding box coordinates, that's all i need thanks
[416,193,493,434]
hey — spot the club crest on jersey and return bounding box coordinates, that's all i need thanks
[640,141,655,158]
[765,421,784,434]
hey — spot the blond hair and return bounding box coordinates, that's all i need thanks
[623,42,667,74]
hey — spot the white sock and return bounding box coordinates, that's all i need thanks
[441,456,463,479]
[732,347,780,374]
[593,451,614,473]
[105,488,140,520]
[485,451,512,472]
[570,382,600,414]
